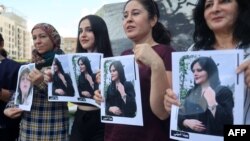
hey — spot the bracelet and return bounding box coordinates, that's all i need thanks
[208,103,218,111]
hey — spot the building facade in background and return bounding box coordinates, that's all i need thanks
[0,4,31,61]
[61,37,77,54]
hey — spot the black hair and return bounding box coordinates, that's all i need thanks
[77,56,93,75]
[76,15,113,57]
[109,60,126,84]
[193,0,250,50]
[53,58,66,75]
[191,57,220,89]
[123,0,171,45]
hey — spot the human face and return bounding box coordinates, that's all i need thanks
[78,60,86,73]
[110,65,119,82]
[204,0,238,33]
[32,28,54,54]
[192,62,208,85]
[20,73,31,95]
[79,19,95,52]
[123,0,156,43]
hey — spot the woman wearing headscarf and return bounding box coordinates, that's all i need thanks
[4,23,69,141]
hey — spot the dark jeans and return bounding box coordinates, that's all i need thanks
[0,128,19,141]
[70,109,104,141]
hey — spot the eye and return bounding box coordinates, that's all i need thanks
[192,68,203,73]
[78,28,83,34]
[132,11,140,16]
[32,36,37,40]
[123,13,128,20]
[205,3,212,9]
[85,27,93,33]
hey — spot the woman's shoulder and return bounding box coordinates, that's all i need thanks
[153,44,175,52]
[215,85,232,94]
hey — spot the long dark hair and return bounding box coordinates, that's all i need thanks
[0,33,7,57]
[191,57,220,89]
[76,15,113,57]
[53,58,66,75]
[193,0,250,50]
[123,0,171,45]
[77,56,93,75]
[109,61,126,84]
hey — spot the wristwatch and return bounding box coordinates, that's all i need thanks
[208,103,218,111]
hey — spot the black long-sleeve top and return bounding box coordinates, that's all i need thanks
[178,85,234,136]
[53,73,75,97]
[106,81,137,118]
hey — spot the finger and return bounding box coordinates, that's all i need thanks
[33,68,41,74]
[166,89,180,106]
[236,59,250,73]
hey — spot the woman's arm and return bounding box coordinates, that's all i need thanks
[133,43,170,120]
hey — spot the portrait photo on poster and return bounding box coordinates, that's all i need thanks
[169,50,244,141]
[71,53,103,106]
[14,63,35,111]
[100,55,143,126]
[48,53,103,107]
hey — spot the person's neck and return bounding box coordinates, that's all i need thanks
[201,82,210,91]
[115,80,121,84]
[214,32,238,50]
[133,36,157,47]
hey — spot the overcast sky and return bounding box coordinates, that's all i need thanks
[0,0,127,37]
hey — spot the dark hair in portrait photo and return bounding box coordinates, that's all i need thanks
[105,60,137,118]
[109,61,126,84]
[52,58,75,97]
[191,57,220,89]
[16,67,32,105]
[77,56,93,76]
[77,56,97,98]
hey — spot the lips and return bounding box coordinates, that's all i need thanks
[126,25,135,32]
[80,39,89,44]
[211,16,223,22]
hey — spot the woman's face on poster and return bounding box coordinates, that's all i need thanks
[53,62,58,72]
[192,62,208,85]
[110,65,119,81]
[78,60,86,73]
[20,73,31,94]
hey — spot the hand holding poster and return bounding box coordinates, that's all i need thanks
[48,53,103,107]
[14,63,35,111]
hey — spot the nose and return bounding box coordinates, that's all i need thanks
[124,14,133,23]
[80,31,87,37]
[211,2,220,13]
